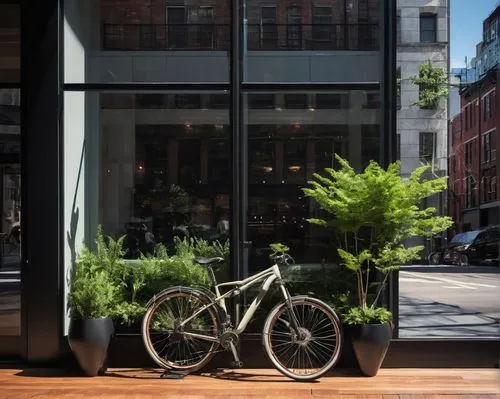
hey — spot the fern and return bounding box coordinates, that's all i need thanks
[302,155,453,323]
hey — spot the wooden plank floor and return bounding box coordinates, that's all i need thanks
[0,367,498,399]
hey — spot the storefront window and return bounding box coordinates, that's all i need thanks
[98,92,230,256]
[244,90,380,273]
[0,88,21,336]
[243,0,381,83]
[64,0,230,83]
[0,2,20,337]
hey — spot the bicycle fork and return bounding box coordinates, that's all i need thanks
[279,282,302,335]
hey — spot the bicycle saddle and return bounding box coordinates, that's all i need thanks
[193,257,224,266]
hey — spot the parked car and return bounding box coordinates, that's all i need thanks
[429,226,500,266]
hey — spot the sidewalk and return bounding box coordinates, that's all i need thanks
[0,367,498,398]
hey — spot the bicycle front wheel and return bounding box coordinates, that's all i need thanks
[142,287,221,372]
[263,296,342,381]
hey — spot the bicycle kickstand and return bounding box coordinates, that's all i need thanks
[160,369,190,380]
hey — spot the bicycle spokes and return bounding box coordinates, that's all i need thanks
[264,298,342,379]
[143,291,220,370]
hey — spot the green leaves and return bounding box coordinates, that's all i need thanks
[410,61,449,109]
[302,155,453,323]
[338,249,372,272]
[69,226,230,325]
[343,306,393,326]
[270,243,290,255]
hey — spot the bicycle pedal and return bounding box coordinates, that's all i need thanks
[230,361,244,368]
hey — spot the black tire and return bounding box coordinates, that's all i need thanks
[428,252,442,265]
[142,287,221,372]
[459,253,470,266]
[262,296,342,381]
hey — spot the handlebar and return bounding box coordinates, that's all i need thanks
[270,253,295,265]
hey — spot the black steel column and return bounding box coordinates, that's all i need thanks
[21,0,62,361]
[380,0,398,337]
[381,0,397,168]
[230,0,244,325]
[230,0,241,281]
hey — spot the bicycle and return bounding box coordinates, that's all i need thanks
[141,253,343,381]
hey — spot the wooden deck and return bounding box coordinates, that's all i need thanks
[0,367,498,398]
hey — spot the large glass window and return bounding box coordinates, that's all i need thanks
[0,89,21,336]
[64,0,230,83]
[398,2,499,340]
[243,0,381,83]
[62,1,390,338]
[97,91,230,256]
[0,2,20,337]
[245,90,381,274]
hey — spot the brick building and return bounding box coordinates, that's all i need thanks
[449,67,498,231]
[100,0,380,52]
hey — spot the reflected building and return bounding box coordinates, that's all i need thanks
[396,0,448,254]
[61,0,385,269]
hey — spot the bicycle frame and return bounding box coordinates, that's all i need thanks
[179,263,291,342]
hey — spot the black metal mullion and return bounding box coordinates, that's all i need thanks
[380,0,398,338]
[241,82,379,92]
[62,83,229,92]
[229,0,242,327]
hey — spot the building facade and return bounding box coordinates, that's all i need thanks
[448,4,499,232]
[396,0,449,253]
[476,6,500,78]
[0,0,498,368]
[449,67,498,231]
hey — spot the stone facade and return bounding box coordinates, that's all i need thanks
[397,0,448,254]
[397,0,448,178]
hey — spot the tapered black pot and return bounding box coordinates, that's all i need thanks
[351,323,392,377]
[68,318,114,376]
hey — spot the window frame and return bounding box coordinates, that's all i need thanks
[419,13,437,43]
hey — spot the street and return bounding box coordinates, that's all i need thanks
[399,265,500,338]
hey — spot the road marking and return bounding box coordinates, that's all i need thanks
[401,271,497,289]
[399,277,440,283]
[442,285,475,289]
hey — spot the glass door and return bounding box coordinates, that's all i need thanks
[0,93,23,356]
[0,0,23,357]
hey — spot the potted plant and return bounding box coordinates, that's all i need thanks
[67,226,121,376]
[303,155,452,376]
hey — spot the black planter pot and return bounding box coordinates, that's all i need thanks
[68,317,114,376]
[351,323,392,377]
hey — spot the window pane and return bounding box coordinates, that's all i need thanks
[419,132,435,163]
[0,88,21,336]
[64,0,230,83]
[245,89,381,276]
[243,0,381,82]
[0,4,20,83]
[68,91,231,256]
[420,15,437,43]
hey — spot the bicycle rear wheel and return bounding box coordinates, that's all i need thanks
[142,287,221,372]
[263,296,342,381]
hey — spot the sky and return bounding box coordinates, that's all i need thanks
[450,0,499,68]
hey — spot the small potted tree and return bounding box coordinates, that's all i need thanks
[67,227,122,376]
[303,155,452,376]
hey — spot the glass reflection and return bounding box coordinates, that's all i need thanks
[100,92,230,257]
[0,4,20,83]
[245,90,380,273]
[0,88,21,336]
[243,0,381,82]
